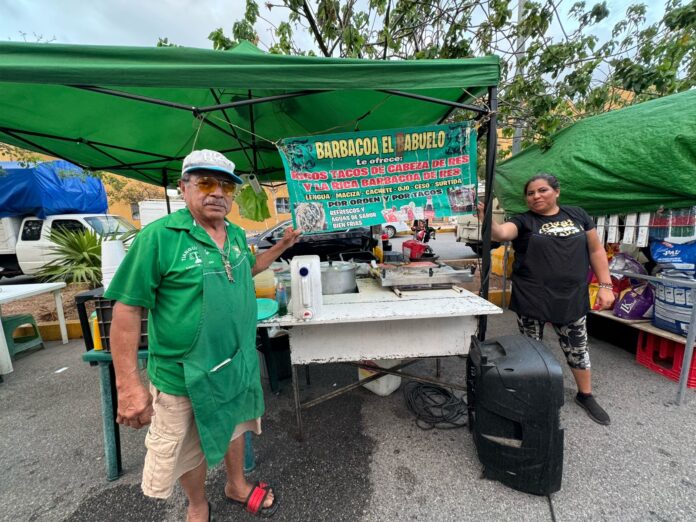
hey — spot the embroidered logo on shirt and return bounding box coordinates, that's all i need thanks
[181,246,203,269]
[538,219,582,237]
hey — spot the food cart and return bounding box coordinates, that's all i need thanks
[259,275,501,439]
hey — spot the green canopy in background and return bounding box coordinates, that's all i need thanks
[0,40,500,187]
[496,89,696,216]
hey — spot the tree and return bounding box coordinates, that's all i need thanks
[0,144,42,168]
[198,0,695,150]
[100,174,168,206]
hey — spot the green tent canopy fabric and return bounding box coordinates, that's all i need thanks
[495,89,696,216]
[0,40,500,186]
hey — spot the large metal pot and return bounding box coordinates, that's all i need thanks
[320,260,357,294]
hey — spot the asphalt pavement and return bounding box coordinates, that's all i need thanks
[2,307,695,521]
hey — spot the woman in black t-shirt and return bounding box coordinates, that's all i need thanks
[477,173,615,425]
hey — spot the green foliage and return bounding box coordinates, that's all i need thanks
[0,144,41,175]
[100,173,165,205]
[118,227,139,245]
[162,1,694,149]
[209,0,261,50]
[36,228,103,288]
[156,37,179,47]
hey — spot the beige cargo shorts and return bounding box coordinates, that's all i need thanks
[142,384,261,499]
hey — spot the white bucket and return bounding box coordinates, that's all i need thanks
[101,267,119,292]
[358,359,402,396]
[101,239,126,291]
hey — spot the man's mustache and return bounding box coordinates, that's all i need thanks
[203,197,228,209]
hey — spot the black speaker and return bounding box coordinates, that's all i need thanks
[467,335,564,496]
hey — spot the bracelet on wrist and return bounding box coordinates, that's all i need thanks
[598,283,613,290]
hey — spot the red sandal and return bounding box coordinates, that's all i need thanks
[227,481,279,518]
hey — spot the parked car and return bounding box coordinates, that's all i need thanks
[248,220,377,261]
[382,221,411,239]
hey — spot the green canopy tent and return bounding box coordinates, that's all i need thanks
[495,89,696,216]
[0,40,501,333]
[0,40,499,185]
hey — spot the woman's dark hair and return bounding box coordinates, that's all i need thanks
[523,173,560,195]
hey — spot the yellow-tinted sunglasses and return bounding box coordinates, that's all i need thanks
[190,175,238,196]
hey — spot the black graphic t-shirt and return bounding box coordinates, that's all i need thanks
[507,206,596,322]
[509,206,595,257]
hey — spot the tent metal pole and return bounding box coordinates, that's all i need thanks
[196,115,256,143]
[0,128,78,166]
[438,91,484,123]
[162,169,171,214]
[248,90,259,175]
[0,125,171,158]
[676,288,696,406]
[73,86,324,115]
[378,89,487,115]
[73,85,193,110]
[0,127,172,185]
[477,86,498,342]
[198,90,325,114]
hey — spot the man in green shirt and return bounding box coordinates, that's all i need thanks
[107,149,299,521]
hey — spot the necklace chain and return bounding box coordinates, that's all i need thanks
[192,219,235,282]
[218,235,234,282]
[218,234,230,258]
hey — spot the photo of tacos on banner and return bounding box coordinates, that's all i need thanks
[295,202,327,232]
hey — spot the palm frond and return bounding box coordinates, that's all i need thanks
[36,228,104,287]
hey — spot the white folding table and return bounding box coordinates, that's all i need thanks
[0,282,68,375]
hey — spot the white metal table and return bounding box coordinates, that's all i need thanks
[258,278,501,438]
[0,282,68,375]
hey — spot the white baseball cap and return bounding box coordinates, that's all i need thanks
[182,149,243,184]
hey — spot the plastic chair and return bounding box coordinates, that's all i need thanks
[1,313,44,359]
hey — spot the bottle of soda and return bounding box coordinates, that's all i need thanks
[276,281,288,316]
[424,195,435,220]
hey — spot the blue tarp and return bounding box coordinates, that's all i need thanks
[0,160,108,219]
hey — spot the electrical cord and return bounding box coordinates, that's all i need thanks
[402,381,468,430]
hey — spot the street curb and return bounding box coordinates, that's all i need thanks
[15,320,84,341]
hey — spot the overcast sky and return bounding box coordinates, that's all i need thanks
[0,0,666,51]
[0,0,256,48]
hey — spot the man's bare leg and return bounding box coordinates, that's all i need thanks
[224,435,275,508]
[179,459,209,522]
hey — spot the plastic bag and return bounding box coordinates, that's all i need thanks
[650,240,696,274]
[236,184,271,222]
[609,253,647,276]
[613,284,654,320]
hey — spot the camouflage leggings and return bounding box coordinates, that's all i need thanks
[516,314,591,370]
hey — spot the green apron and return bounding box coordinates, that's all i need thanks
[182,228,263,467]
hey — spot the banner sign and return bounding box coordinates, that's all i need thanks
[278,122,477,233]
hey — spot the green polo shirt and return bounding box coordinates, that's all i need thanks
[104,208,256,396]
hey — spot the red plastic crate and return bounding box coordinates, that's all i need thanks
[636,331,696,388]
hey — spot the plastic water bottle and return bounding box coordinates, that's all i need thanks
[276,281,288,316]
